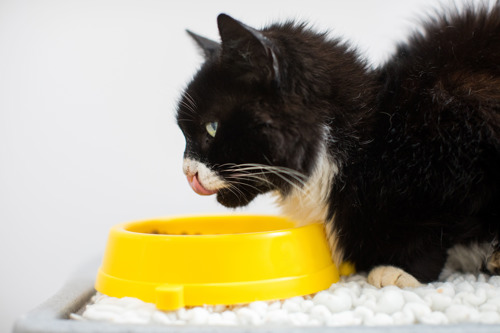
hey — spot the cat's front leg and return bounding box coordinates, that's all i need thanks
[367,266,422,288]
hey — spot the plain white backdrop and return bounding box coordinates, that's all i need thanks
[0,0,480,331]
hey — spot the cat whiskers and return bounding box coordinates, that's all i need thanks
[178,92,199,122]
[224,178,263,196]
[225,173,274,192]
[179,101,197,118]
[221,183,246,202]
[184,92,198,109]
[220,163,309,196]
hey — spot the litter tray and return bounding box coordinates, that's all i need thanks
[14,226,500,333]
[14,258,500,333]
[95,215,342,310]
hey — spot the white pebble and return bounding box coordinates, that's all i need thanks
[115,312,150,324]
[301,299,315,312]
[427,292,453,311]
[343,281,362,297]
[479,302,498,312]
[268,301,281,310]
[354,287,378,306]
[365,312,394,326]
[186,307,209,325]
[265,309,288,324]
[282,299,302,313]
[220,310,238,324]
[121,297,149,308]
[477,311,500,324]
[436,283,456,297]
[82,307,120,322]
[151,311,171,324]
[175,308,188,321]
[69,313,84,321]
[376,289,405,314]
[460,288,487,306]
[329,289,353,312]
[360,298,378,312]
[312,291,330,305]
[392,310,415,325]
[456,281,475,293]
[420,311,449,325]
[401,290,426,304]
[327,311,362,326]
[353,306,374,322]
[403,301,432,320]
[310,304,331,323]
[248,301,268,315]
[288,296,306,303]
[445,304,479,323]
[289,312,310,326]
[126,308,153,320]
[90,303,127,314]
[489,275,500,286]
[235,307,261,325]
[207,313,224,325]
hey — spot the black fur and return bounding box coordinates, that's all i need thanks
[177,4,500,282]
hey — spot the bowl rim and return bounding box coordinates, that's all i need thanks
[112,214,322,238]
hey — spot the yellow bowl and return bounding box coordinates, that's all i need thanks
[95,215,341,310]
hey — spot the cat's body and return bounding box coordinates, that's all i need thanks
[177,4,500,285]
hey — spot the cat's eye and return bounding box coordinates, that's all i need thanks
[205,121,218,137]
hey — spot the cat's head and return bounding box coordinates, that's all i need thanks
[177,14,364,208]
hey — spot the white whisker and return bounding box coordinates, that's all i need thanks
[184,92,198,109]
[220,162,309,196]
[179,100,197,117]
[224,178,263,193]
[177,117,195,123]
[227,163,307,179]
[225,184,246,201]
[226,165,307,186]
[226,172,275,189]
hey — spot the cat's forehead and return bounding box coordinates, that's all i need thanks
[180,63,259,119]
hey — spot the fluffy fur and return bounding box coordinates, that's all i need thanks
[176,4,500,284]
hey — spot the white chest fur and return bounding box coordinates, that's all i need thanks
[275,145,344,265]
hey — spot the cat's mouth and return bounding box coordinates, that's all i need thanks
[182,158,265,207]
[183,158,226,196]
[187,173,218,196]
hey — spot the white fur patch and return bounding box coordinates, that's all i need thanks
[276,142,343,265]
[278,149,336,225]
[182,158,228,191]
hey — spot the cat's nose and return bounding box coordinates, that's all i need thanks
[186,172,217,196]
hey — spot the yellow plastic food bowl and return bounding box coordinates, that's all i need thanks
[95,215,341,310]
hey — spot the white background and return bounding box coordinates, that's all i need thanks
[0,0,477,331]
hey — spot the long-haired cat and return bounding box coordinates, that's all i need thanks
[176,3,500,287]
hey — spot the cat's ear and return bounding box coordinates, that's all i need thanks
[217,14,280,86]
[186,30,221,61]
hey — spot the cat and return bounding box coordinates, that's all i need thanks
[176,3,500,287]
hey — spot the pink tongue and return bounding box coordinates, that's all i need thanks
[187,174,217,196]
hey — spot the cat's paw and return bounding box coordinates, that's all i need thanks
[367,265,422,288]
[487,251,500,275]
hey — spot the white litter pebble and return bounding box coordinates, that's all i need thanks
[79,273,500,326]
[375,288,405,314]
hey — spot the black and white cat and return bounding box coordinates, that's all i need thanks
[176,4,500,287]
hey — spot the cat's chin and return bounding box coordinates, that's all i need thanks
[216,188,258,208]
